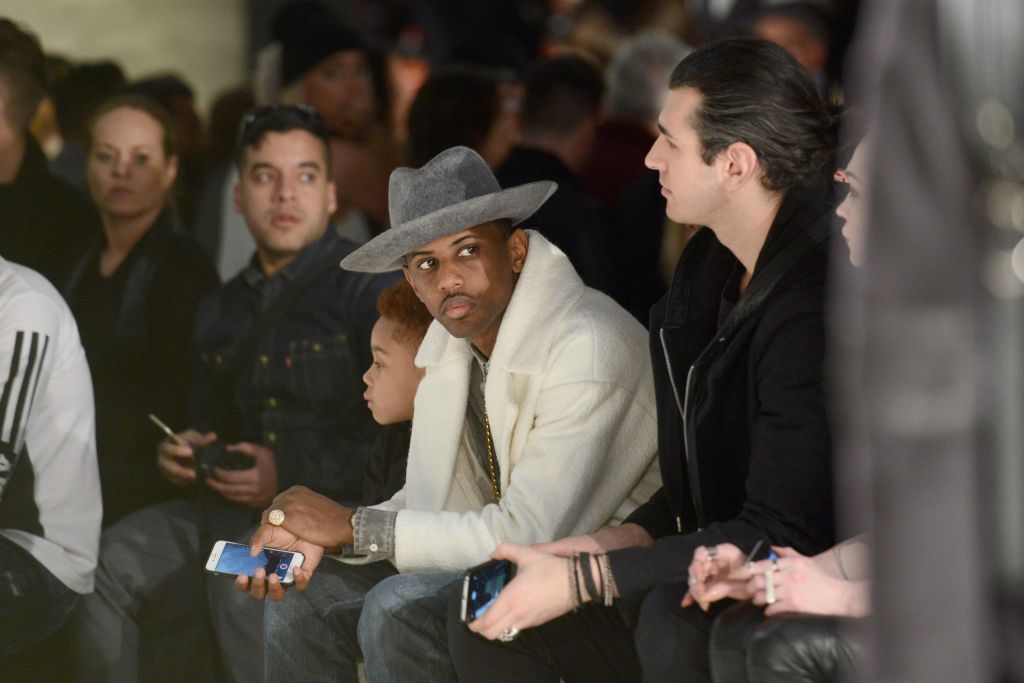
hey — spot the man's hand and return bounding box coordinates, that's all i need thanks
[531,523,654,557]
[156,429,215,486]
[204,441,279,508]
[467,543,574,640]
[682,543,755,611]
[260,485,356,551]
[234,525,325,603]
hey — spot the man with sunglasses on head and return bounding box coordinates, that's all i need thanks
[70,106,396,682]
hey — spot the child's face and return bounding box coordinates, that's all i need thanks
[362,316,424,424]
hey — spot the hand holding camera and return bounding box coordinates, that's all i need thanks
[151,414,274,507]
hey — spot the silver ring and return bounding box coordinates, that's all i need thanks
[764,569,776,605]
[268,509,285,527]
[771,557,779,572]
[498,625,520,642]
[687,573,697,586]
[705,545,718,560]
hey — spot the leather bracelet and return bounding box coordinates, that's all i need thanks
[570,556,583,612]
[579,552,599,604]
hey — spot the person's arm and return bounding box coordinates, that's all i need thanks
[0,290,61,496]
[393,374,658,573]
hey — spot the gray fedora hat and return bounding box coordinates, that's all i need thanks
[340,146,556,272]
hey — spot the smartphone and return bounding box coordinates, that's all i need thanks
[461,559,517,623]
[205,540,304,585]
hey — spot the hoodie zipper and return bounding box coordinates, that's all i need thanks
[660,328,703,533]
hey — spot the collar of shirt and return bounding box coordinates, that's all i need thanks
[241,224,339,290]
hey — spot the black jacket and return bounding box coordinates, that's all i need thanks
[0,137,99,288]
[611,187,837,597]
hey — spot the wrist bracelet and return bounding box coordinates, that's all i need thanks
[579,552,599,604]
[598,555,615,607]
[570,555,583,612]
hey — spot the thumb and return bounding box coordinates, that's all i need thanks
[773,546,799,558]
[249,524,275,555]
[492,542,527,563]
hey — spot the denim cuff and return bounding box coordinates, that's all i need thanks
[351,506,397,559]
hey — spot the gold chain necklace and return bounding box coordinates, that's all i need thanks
[482,400,501,503]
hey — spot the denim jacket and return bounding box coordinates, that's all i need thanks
[191,227,399,507]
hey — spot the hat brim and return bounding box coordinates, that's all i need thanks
[340,180,557,272]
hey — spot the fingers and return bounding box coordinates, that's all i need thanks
[773,546,799,558]
[234,574,251,595]
[250,568,268,600]
[492,542,524,562]
[249,524,275,555]
[294,566,311,591]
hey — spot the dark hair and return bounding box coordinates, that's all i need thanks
[0,19,47,131]
[234,104,332,170]
[669,38,834,192]
[406,67,501,167]
[376,280,433,349]
[52,62,127,145]
[521,55,604,138]
[89,94,178,159]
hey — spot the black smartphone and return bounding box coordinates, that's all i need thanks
[461,559,517,623]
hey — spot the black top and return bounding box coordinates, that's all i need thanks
[0,137,99,288]
[612,186,837,597]
[362,421,411,506]
[65,210,219,524]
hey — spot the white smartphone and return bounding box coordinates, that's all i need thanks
[205,540,304,585]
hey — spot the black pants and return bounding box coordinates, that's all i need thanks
[447,577,731,683]
[710,602,864,682]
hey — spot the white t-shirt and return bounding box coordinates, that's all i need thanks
[0,257,101,594]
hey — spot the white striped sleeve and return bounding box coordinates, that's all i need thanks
[0,323,53,496]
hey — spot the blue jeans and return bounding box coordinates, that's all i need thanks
[0,535,79,657]
[265,559,462,682]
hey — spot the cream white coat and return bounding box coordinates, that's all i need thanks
[372,231,660,572]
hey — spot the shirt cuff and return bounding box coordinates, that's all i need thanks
[351,506,397,560]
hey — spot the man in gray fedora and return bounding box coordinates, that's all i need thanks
[238,145,661,682]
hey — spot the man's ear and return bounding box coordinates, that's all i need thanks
[508,228,529,274]
[402,265,423,300]
[719,141,759,190]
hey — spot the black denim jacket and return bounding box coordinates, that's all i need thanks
[190,227,400,508]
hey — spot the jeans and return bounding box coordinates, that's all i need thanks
[68,500,261,682]
[265,559,462,683]
[0,534,79,657]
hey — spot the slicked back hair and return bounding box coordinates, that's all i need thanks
[669,37,834,193]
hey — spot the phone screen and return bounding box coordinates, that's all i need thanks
[463,559,516,622]
[215,543,297,582]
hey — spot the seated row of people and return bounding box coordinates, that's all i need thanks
[3,31,868,683]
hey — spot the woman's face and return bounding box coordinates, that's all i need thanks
[302,50,378,140]
[835,140,870,267]
[88,106,178,222]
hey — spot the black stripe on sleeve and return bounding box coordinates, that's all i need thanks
[9,332,41,451]
[0,331,24,439]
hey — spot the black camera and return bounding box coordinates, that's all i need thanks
[195,443,254,479]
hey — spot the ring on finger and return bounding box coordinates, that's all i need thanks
[705,545,718,560]
[498,625,520,642]
[764,569,776,605]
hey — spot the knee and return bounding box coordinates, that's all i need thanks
[265,591,314,639]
